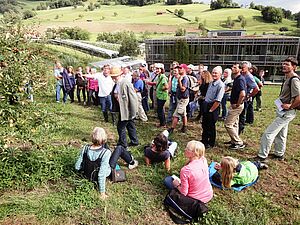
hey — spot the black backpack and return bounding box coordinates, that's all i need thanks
[80,145,108,188]
[164,189,208,224]
[141,80,148,98]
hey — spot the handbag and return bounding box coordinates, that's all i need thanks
[111,169,126,183]
[164,189,208,224]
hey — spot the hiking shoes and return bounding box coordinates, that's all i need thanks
[259,162,269,169]
[128,160,139,170]
[270,153,284,161]
[230,143,245,150]
[253,156,268,162]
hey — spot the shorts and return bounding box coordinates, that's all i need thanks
[173,98,189,118]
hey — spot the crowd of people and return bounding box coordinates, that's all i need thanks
[54,56,299,218]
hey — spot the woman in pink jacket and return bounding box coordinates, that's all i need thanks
[164,140,213,203]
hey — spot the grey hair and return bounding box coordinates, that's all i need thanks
[213,66,223,75]
[241,61,252,68]
[224,68,232,77]
[91,127,107,145]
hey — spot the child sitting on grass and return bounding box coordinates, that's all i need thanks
[212,156,268,188]
[144,130,177,172]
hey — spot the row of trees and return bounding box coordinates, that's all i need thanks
[46,27,90,40]
[36,0,87,10]
[210,0,240,10]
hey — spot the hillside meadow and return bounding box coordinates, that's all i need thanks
[0,72,299,224]
[22,2,297,39]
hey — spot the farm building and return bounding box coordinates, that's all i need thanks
[145,35,300,81]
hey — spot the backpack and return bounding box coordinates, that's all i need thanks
[164,189,208,224]
[80,145,108,189]
[289,76,300,110]
[141,80,148,98]
[187,75,199,102]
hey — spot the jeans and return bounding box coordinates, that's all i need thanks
[56,82,63,102]
[69,88,75,103]
[117,119,139,148]
[157,98,166,126]
[109,145,134,169]
[142,95,150,113]
[77,86,86,103]
[167,94,177,123]
[164,176,175,190]
[246,99,254,124]
[258,109,296,158]
[99,95,112,112]
[202,105,219,147]
[88,89,98,106]
[238,101,249,134]
[221,93,230,118]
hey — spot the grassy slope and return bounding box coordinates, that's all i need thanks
[23,2,297,35]
[0,79,299,224]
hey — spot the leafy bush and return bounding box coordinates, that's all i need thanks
[175,27,186,36]
[279,26,288,31]
[261,6,283,24]
[237,15,245,22]
[210,0,240,10]
[23,10,37,20]
[177,9,184,17]
[46,27,90,40]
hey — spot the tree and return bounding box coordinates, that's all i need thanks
[241,19,247,28]
[282,9,292,20]
[177,9,184,17]
[175,27,186,36]
[225,16,234,28]
[174,39,189,63]
[166,0,177,5]
[198,23,205,30]
[295,12,300,28]
[237,15,245,22]
[279,27,288,32]
[249,1,255,9]
[181,0,192,4]
[23,10,37,20]
[119,35,140,56]
[195,16,199,22]
[261,6,283,24]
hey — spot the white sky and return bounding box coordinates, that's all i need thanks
[203,0,300,13]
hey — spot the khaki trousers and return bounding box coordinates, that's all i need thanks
[224,104,244,145]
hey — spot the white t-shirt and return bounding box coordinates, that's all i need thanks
[94,72,114,97]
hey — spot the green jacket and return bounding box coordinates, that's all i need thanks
[231,161,258,186]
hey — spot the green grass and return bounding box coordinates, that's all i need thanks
[22,2,297,37]
[0,75,299,224]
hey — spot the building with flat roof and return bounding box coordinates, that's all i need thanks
[145,36,300,81]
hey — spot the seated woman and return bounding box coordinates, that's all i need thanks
[144,130,177,172]
[212,156,268,188]
[164,141,213,204]
[75,127,138,199]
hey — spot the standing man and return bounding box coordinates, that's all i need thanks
[256,57,300,161]
[95,64,114,123]
[110,67,139,148]
[239,61,259,134]
[168,64,189,133]
[167,67,179,124]
[201,66,225,148]
[224,63,246,150]
[54,61,64,103]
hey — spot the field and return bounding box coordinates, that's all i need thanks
[23,2,297,39]
[0,75,299,224]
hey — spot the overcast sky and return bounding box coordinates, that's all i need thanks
[203,0,300,13]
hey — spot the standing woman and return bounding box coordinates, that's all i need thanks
[67,66,76,103]
[196,70,213,121]
[155,63,169,127]
[75,66,87,105]
[87,68,99,106]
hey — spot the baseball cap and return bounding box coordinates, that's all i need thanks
[175,64,188,71]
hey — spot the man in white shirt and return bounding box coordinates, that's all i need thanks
[122,65,133,83]
[95,64,115,122]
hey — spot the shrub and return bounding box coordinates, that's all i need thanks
[46,27,90,40]
[237,15,245,22]
[261,6,283,24]
[22,10,37,20]
[175,27,186,36]
[177,9,184,17]
[279,27,288,31]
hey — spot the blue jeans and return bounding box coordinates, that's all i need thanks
[221,93,230,118]
[164,176,175,190]
[142,95,150,113]
[109,145,134,169]
[56,82,67,102]
[99,95,112,112]
[167,94,177,123]
[117,119,139,148]
[157,98,166,126]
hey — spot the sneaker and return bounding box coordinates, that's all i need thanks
[128,160,138,170]
[270,153,284,161]
[128,142,139,147]
[259,162,268,169]
[230,143,245,150]
[253,156,268,162]
[180,126,187,133]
